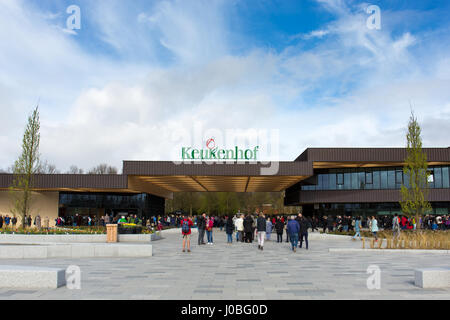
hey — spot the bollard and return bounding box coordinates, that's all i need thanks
[362,237,365,249]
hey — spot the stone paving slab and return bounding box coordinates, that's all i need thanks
[0,230,449,299]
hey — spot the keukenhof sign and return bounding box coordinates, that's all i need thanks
[181,138,260,161]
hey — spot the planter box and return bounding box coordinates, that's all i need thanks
[0,234,157,243]
[118,226,143,234]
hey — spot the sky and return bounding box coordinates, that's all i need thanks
[0,0,449,173]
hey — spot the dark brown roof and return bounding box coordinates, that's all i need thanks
[295,147,450,162]
[122,161,313,176]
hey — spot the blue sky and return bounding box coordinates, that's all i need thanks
[1,0,450,172]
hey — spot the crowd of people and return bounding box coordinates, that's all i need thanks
[1,211,449,236]
[0,214,50,230]
[177,212,450,253]
[180,212,312,253]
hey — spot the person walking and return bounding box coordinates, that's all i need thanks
[371,216,379,241]
[197,213,206,245]
[104,214,110,226]
[225,216,234,243]
[206,216,214,245]
[35,214,41,230]
[266,217,273,241]
[327,215,334,232]
[285,218,290,243]
[275,218,284,243]
[287,216,300,252]
[392,214,400,240]
[12,216,17,229]
[235,214,244,242]
[352,216,362,241]
[299,215,310,250]
[0,215,3,229]
[181,214,193,253]
[43,216,49,230]
[5,215,10,228]
[322,216,327,233]
[256,213,266,250]
[243,214,254,243]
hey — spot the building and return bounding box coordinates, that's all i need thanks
[284,148,450,216]
[0,147,449,226]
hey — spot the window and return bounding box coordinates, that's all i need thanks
[380,170,388,189]
[365,171,373,184]
[403,171,410,188]
[322,174,329,190]
[344,172,351,190]
[317,174,324,190]
[442,167,449,188]
[388,169,396,189]
[358,171,365,189]
[373,170,380,189]
[395,170,403,185]
[329,173,336,190]
[434,167,442,189]
[351,171,358,189]
[337,173,344,185]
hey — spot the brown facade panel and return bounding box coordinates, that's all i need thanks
[295,148,450,163]
[123,161,313,176]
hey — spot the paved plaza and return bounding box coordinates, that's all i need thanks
[0,230,449,300]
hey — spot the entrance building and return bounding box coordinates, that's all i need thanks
[1,147,449,226]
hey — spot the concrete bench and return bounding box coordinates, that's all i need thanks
[0,243,153,259]
[0,265,66,289]
[415,268,450,288]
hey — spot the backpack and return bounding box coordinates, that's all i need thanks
[181,220,190,234]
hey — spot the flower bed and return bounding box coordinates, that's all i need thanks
[0,226,106,235]
[372,230,450,250]
[118,224,143,234]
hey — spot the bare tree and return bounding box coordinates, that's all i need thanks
[37,160,59,174]
[67,165,84,174]
[88,164,118,174]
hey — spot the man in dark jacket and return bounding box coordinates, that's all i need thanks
[287,216,300,252]
[299,215,310,250]
[327,216,334,232]
[243,215,254,243]
[256,213,267,250]
[197,213,207,245]
[275,218,284,243]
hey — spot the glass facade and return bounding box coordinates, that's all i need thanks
[59,192,165,218]
[301,165,450,191]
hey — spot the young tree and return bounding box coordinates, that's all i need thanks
[400,111,432,229]
[9,106,41,228]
